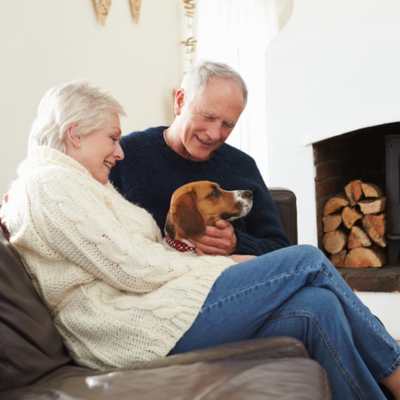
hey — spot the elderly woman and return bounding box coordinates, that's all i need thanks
[1,81,400,400]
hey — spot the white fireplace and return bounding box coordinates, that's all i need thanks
[264,0,400,338]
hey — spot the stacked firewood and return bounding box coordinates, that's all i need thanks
[322,180,386,268]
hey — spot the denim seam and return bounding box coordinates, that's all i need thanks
[315,262,399,351]
[376,353,400,381]
[202,263,350,313]
[267,311,364,400]
[314,262,400,381]
[201,271,297,313]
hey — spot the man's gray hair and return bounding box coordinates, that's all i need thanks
[181,61,248,106]
[28,81,125,153]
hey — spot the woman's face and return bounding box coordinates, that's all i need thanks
[69,113,124,184]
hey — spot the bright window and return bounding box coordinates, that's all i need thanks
[195,0,293,179]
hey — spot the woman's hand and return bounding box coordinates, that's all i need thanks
[230,254,256,263]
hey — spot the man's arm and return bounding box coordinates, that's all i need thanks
[233,160,290,255]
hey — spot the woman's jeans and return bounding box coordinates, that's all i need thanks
[170,245,400,400]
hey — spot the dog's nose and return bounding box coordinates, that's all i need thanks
[242,190,253,200]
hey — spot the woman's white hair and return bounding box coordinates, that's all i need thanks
[181,60,248,106]
[28,81,126,153]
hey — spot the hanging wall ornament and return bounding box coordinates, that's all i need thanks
[92,0,112,25]
[182,0,195,17]
[129,0,142,24]
[181,0,197,72]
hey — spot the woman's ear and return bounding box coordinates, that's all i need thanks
[64,123,81,149]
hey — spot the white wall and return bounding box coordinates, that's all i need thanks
[265,0,400,339]
[0,0,183,195]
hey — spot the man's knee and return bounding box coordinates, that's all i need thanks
[298,244,326,261]
[309,288,343,316]
[287,287,343,319]
[283,244,328,272]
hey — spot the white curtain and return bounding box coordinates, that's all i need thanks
[195,0,293,179]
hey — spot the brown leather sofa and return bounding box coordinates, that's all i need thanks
[0,189,331,399]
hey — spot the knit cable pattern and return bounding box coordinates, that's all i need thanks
[1,146,234,369]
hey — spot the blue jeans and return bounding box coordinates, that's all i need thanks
[170,245,400,400]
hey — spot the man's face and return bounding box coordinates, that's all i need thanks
[176,78,245,161]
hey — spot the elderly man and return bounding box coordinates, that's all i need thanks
[111,61,289,255]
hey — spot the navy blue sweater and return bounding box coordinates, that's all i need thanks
[110,126,289,255]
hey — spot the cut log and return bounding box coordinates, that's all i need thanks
[330,250,347,268]
[362,214,386,247]
[361,182,383,198]
[358,197,386,214]
[344,180,363,206]
[344,247,385,268]
[323,195,349,216]
[323,230,347,254]
[347,226,371,249]
[341,206,362,229]
[322,213,342,233]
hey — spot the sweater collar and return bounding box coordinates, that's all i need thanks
[159,128,222,167]
[18,145,92,180]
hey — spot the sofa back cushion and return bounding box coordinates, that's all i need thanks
[270,188,298,245]
[0,230,71,391]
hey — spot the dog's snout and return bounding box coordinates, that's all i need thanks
[241,190,253,200]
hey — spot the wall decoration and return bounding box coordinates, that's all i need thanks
[92,0,112,25]
[129,0,142,24]
[182,0,195,17]
[92,0,142,25]
[91,1,193,34]
[181,0,197,72]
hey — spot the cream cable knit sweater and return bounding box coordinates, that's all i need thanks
[1,146,235,370]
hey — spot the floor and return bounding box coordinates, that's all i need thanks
[357,291,400,340]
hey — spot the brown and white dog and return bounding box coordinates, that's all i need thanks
[164,181,253,252]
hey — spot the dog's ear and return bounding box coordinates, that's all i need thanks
[173,191,205,239]
[164,213,176,239]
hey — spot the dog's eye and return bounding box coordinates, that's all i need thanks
[208,187,221,199]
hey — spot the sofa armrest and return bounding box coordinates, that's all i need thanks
[270,188,298,245]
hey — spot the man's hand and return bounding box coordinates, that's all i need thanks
[193,219,237,256]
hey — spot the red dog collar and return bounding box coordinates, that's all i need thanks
[165,236,196,253]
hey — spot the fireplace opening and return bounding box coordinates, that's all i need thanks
[313,122,400,292]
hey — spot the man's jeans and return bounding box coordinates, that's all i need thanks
[170,245,400,400]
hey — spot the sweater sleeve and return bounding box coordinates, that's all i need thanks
[234,160,290,255]
[28,174,234,294]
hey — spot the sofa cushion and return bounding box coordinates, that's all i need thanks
[3,338,330,399]
[3,357,330,400]
[0,231,71,391]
